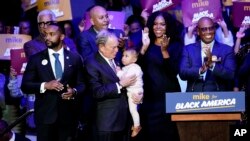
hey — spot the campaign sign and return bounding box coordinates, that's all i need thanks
[10,48,27,75]
[165,92,245,113]
[140,0,181,13]
[37,0,72,21]
[181,0,223,27]
[0,34,31,60]
[21,0,37,11]
[232,1,250,27]
[84,11,125,31]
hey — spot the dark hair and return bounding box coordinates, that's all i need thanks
[146,11,184,43]
[126,15,145,28]
[48,22,65,34]
[58,20,75,38]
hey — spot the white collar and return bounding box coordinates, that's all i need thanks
[48,47,64,56]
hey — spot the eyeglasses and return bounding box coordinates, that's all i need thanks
[38,21,54,28]
[198,26,215,33]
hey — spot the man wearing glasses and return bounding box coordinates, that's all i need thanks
[179,17,236,140]
[24,9,77,59]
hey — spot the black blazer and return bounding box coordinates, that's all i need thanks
[85,52,128,132]
[21,48,85,125]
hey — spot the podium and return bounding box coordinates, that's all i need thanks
[166,92,245,141]
[171,113,242,121]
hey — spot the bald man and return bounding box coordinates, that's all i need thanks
[179,17,236,141]
[77,5,125,62]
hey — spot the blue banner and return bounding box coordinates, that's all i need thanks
[165,91,245,113]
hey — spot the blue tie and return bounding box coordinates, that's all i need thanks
[53,53,63,80]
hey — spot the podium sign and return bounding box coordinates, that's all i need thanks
[165,92,245,113]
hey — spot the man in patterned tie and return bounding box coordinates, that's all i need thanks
[21,22,85,141]
[179,17,236,141]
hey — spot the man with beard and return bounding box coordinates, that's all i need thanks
[21,23,85,141]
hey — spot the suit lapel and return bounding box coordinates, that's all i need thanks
[211,42,219,57]
[96,53,118,79]
[196,42,203,66]
[41,50,55,80]
[60,49,71,83]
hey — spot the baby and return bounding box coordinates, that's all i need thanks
[117,48,143,137]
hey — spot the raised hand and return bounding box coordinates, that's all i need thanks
[187,23,197,38]
[160,34,170,51]
[140,27,150,55]
[142,27,150,47]
[141,9,149,24]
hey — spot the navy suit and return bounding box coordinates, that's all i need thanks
[179,41,236,92]
[21,48,85,141]
[77,26,124,62]
[85,52,128,141]
[179,41,236,141]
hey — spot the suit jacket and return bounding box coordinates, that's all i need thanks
[179,41,236,92]
[21,48,85,125]
[24,36,78,59]
[77,26,124,62]
[238,53,250,95]
[84,53,128,132]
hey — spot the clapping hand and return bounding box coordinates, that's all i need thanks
[160,34,170,51]
[204,48,213,68]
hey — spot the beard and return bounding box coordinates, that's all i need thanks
[45,40,60,49]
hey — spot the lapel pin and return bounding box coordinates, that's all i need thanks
[41,59,48,65]
[66,56,69,59]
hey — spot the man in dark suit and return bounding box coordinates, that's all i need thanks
[77,5,125,62]
[24,9,77,60]
[21,23,85,141]
[179,17,236,141]
[0,119,31,141]
[180,17,236,92]
[85,30,142,141]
